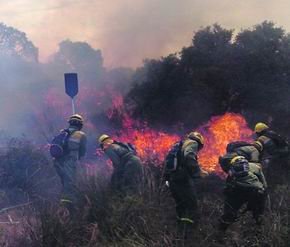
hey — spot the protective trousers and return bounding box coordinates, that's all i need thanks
[111,156,142,195]
[54,157,78,215]
[170,178,199,224]
[219,187,266,231]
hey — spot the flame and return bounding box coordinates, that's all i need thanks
[41,86,254,176]
[108,94,253,173]
[116,127,179,164]
[105,92,179,163]
[198,113,253,173]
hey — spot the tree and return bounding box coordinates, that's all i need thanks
[0,23,38,62]
[51,40,104,86]
[126,22,290,132]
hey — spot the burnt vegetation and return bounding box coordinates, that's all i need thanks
[0,21,289,246]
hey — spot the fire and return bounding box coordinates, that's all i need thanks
[108,95,179,163]
[198,113,253,173]
[116,127,179,164]
[116,113,253,174]
[107,93,254,174]
[42,86,253,176]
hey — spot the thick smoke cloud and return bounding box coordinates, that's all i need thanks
[1,0,290,67]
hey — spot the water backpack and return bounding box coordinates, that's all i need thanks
[226,141,250,153]
[263,130,289,148]
[50,129,72,158]
[219,152,238,173]
[229,157,250,178]
[165,141,183,172]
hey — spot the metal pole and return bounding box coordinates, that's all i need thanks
[71,98,76,114]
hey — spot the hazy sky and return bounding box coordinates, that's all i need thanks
[0,0,289,67]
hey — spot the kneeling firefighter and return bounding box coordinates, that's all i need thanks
[98,134,143,195]
[218,156,267,231]
[164,132,209,226]
[50,114,87,215]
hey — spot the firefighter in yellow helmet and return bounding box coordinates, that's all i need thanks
[254,122,289,166]
[254,122,289,185]
[98,134,142,195]
[53,114,87,216]
[219,140,263,171]
[218,156,267,232]
[164,131,209,233]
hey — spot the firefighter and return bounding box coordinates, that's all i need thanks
[219,140,263,172]
[254,122,289,164]
[98,134,142,195]
[53,114,87,215]
[219,156,267,232]
[254,122,289,184]
[164,132,209,227]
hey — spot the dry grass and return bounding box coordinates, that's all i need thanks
[0,142,289,246]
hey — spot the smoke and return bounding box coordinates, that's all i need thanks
[1,0,290,67]
[0,24,130,146]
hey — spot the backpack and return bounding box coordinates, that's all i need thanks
[263,130,289,148]
[165,141,183,172]
[219,152,237,173]
[229,158,249,178]
[50,129,72,158]
[226,141,250,153]
[114,141,137,155]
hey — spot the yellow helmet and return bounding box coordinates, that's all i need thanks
[230,155,246,165]
[254,122,269,133]
[98,134,111,144]
[187,131,204,145]
[68,114,84,125]
[253,141,263,152]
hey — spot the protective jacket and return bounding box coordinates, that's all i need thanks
[166,138,203,225]
[257,129,289,159]
[226,162,267,191]
[54,126,87,213]
[169,138,202,182]
[220,143,261,173]
[66,127,87,160]
[219,160,267,231]
[105,142,142,194]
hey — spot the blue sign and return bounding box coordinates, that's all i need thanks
[64,73,79,98]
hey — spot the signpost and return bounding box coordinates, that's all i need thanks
[64,73,79,114]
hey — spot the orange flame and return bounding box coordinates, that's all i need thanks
[198,113,253,173]
[107,94,253,174]
[116,127,179,164]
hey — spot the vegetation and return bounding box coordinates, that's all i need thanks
[0,143,288,246]
[127,22,290,133]
[0,21,290,246]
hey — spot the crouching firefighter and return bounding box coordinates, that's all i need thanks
[254,122,289,167]
[254,122,289,184]
[164,132,209,229]
[50,114,87,215]
[218,156,267,232]
[219,140,263,171]
[98,134,143,195]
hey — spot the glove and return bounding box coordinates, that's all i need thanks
[165,181,170,187]
[200,168,209,178]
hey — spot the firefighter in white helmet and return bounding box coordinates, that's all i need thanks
[53,114,87,216]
